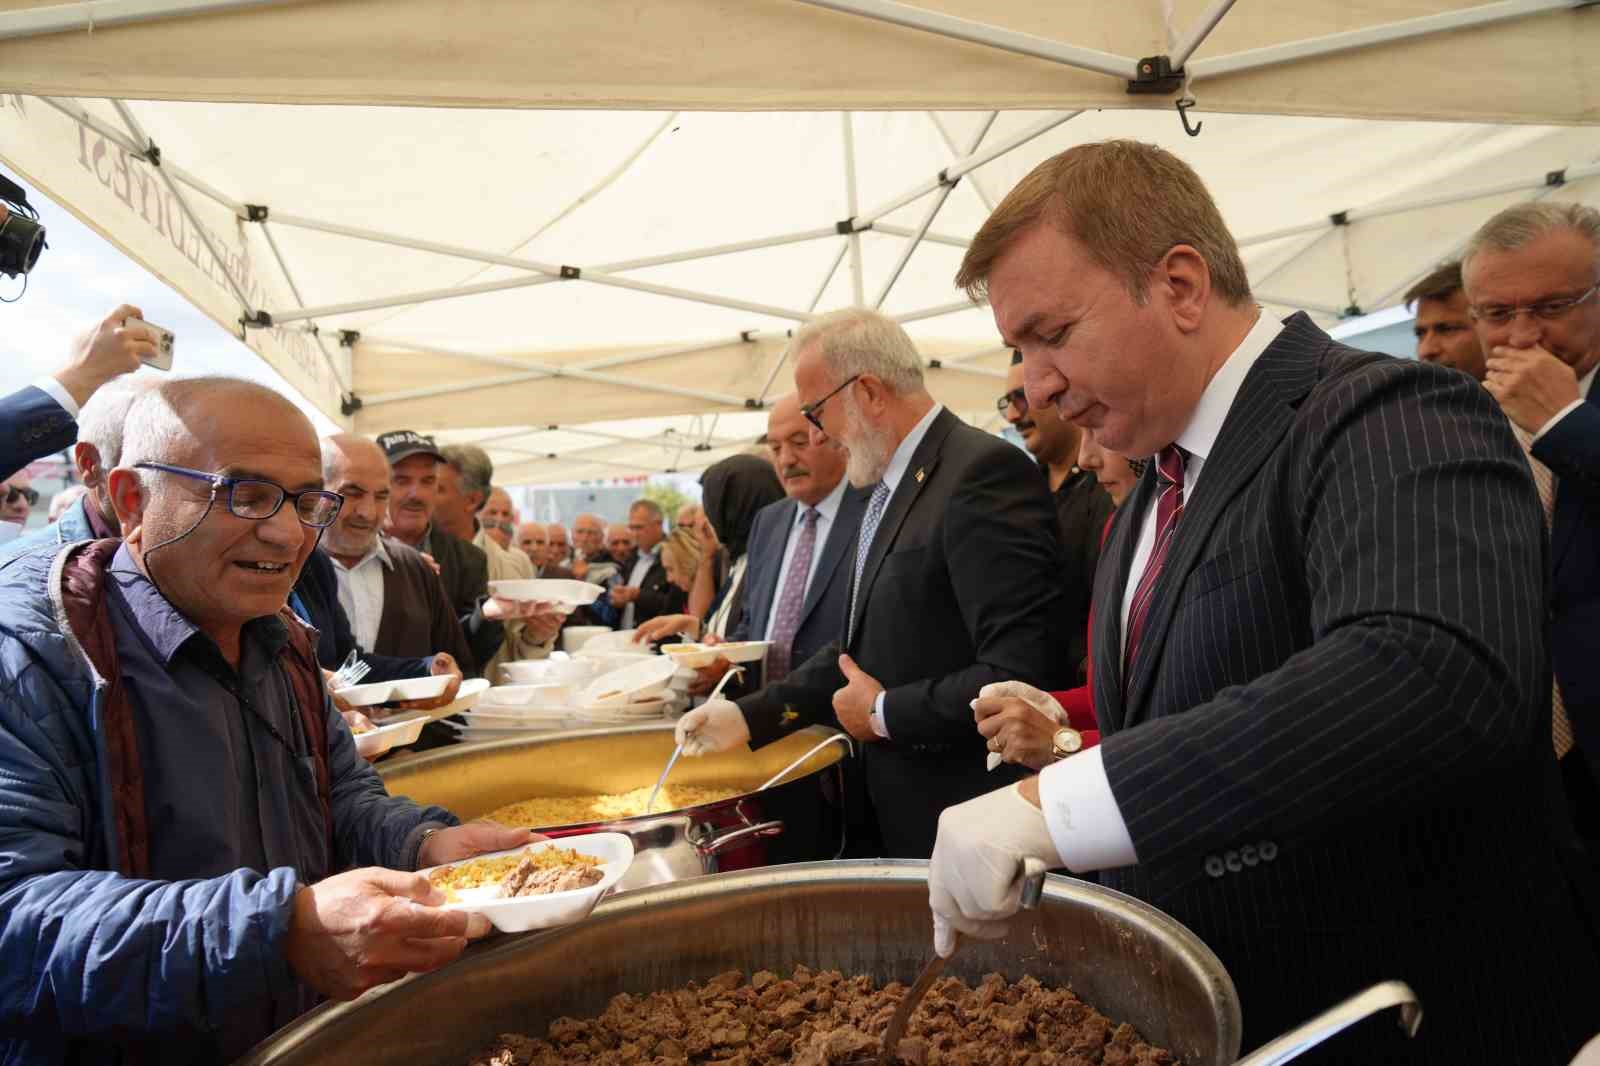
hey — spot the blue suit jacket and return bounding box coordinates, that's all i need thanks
[0,385,75,477]
[1533,372,1600,784]
[732,485,868,672]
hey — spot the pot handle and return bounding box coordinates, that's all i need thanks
[695,819,784,856]
[756,733,854,792]
[1233,981,1422,1066]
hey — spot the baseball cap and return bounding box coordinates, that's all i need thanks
[376,429,445,466]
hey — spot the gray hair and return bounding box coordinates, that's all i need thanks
[786,307,926,396]
[628,498,664,523]
[1463,202,1600,278]
[439,443,494,503]
[77,377,159,467]
[121,377,308,489]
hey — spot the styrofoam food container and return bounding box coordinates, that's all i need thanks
[416,677,490,722]
[329,679,397,708]
[660,643,720,669]
[714,640,772,665]
[574,628,644,655]
[352,713,428,759]
[419,833,633,933]
[560,626,612,654]
[500,657,601,685]
[385,674,454,702]
[481,682,574,709]
[490,579,602,607]
[579,656,679,706]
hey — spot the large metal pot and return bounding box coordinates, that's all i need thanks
[380,724,849,890]
[239,861,1242,1066]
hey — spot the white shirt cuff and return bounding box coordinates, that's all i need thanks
[1532,398,1585,444]
[32,375,80,419]
[870,691,889,738]
[1036,746,1138,873]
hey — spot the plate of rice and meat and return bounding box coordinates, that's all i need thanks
[419,833,634,933]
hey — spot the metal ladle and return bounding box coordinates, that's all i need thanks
[644,664,744,815]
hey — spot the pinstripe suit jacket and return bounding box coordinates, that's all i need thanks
[1091,313,1597,1062]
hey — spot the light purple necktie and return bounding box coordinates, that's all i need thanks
[765,508,819,681]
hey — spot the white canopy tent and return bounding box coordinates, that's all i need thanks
[0,1,1596,484]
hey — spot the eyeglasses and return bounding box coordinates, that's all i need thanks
[1469,281,1600,325]
[996,387,1028,414]
[3,484,39,508]
[134,462,344,528]
[801,373,861,434]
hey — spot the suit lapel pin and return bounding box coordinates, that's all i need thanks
[914,467,925,484]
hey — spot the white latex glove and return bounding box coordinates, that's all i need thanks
[929,783,1063,957]
[974,680,1066,771]
[674,698,751,756]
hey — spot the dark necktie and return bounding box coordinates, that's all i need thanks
[765,508,819,681]
[1124,444,1188,675]
[847,481,892,642]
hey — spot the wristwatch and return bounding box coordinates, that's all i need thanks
[1051,727,1083,761]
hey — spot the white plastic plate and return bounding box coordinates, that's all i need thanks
[579,656,679,706]
[352,713,428,759]
[419,833,634,933]
[488,578,602,607]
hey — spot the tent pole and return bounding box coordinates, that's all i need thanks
[789,0,1138,79]
[871,223,969,249]
[40,96,244,214]
[0,0,289,41]
[265,275,558,323]
[928,112,998,210]
[108,99,252,310]
[757,240,846,403]
[874,178,957,309]
[1190,0,1581,80]
[1236,158,1600,250]
[857,111,1079,227]
[1169,0,1240,70]
[808,240,851,313]
[1248,229,1332,292]
[258,220,352,396]
[360,338,752,407]
[842,112,866,306]
[894,298,986,325]
[600,227,839,272]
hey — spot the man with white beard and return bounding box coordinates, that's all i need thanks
[673,308,1072,857]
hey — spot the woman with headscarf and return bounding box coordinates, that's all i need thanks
[633,453,785,646]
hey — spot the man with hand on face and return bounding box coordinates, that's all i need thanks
[0,377,530,1065]
[926,141,1597,1062]
[674,308,1072,858]
[570,512,613,582]
[1463,202,1600,869]
[300,434,470,747]
[1408,260,1488,381]
[1000,348,1113,678]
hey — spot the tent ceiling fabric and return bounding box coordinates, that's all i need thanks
[1,94,1596,484]
[0,1,1594,124]
[0,1,1595,484]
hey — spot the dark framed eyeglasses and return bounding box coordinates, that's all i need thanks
[800,373,861,433]
[996,387,1028,414]
[1469,281,1600,325]
[134,462,344,528]
[3,484,39,508]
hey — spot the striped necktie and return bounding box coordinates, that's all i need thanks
[1511,421,1574,759]
[847,481,892,642]
[1124,445,1188,676]
[765,508,819,681]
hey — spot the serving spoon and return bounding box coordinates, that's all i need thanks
[645,665,744,814]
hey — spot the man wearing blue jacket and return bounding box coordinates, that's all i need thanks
[0,376,528,1064]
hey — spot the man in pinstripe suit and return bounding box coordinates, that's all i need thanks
[929,141,1598,1062]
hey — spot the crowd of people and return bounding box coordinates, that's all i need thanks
[0,138,1596,1063]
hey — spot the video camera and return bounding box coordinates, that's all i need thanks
[0,170,47,279]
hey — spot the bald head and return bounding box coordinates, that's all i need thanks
[319,433,393,562]
[121,377,317,475]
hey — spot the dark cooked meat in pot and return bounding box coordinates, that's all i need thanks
[468,965,1175,1065]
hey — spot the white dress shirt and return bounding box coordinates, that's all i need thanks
[1533,364,1598,443]
[31,375,80,418]
[328,539,392,653]
[1041,310,1283,873]
[621,544,659,630]
[760,477,849,641]
[865,402,945,739]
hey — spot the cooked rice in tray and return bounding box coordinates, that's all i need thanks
[484,783,747,828]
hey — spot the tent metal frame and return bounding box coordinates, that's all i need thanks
[0,0,286,41]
